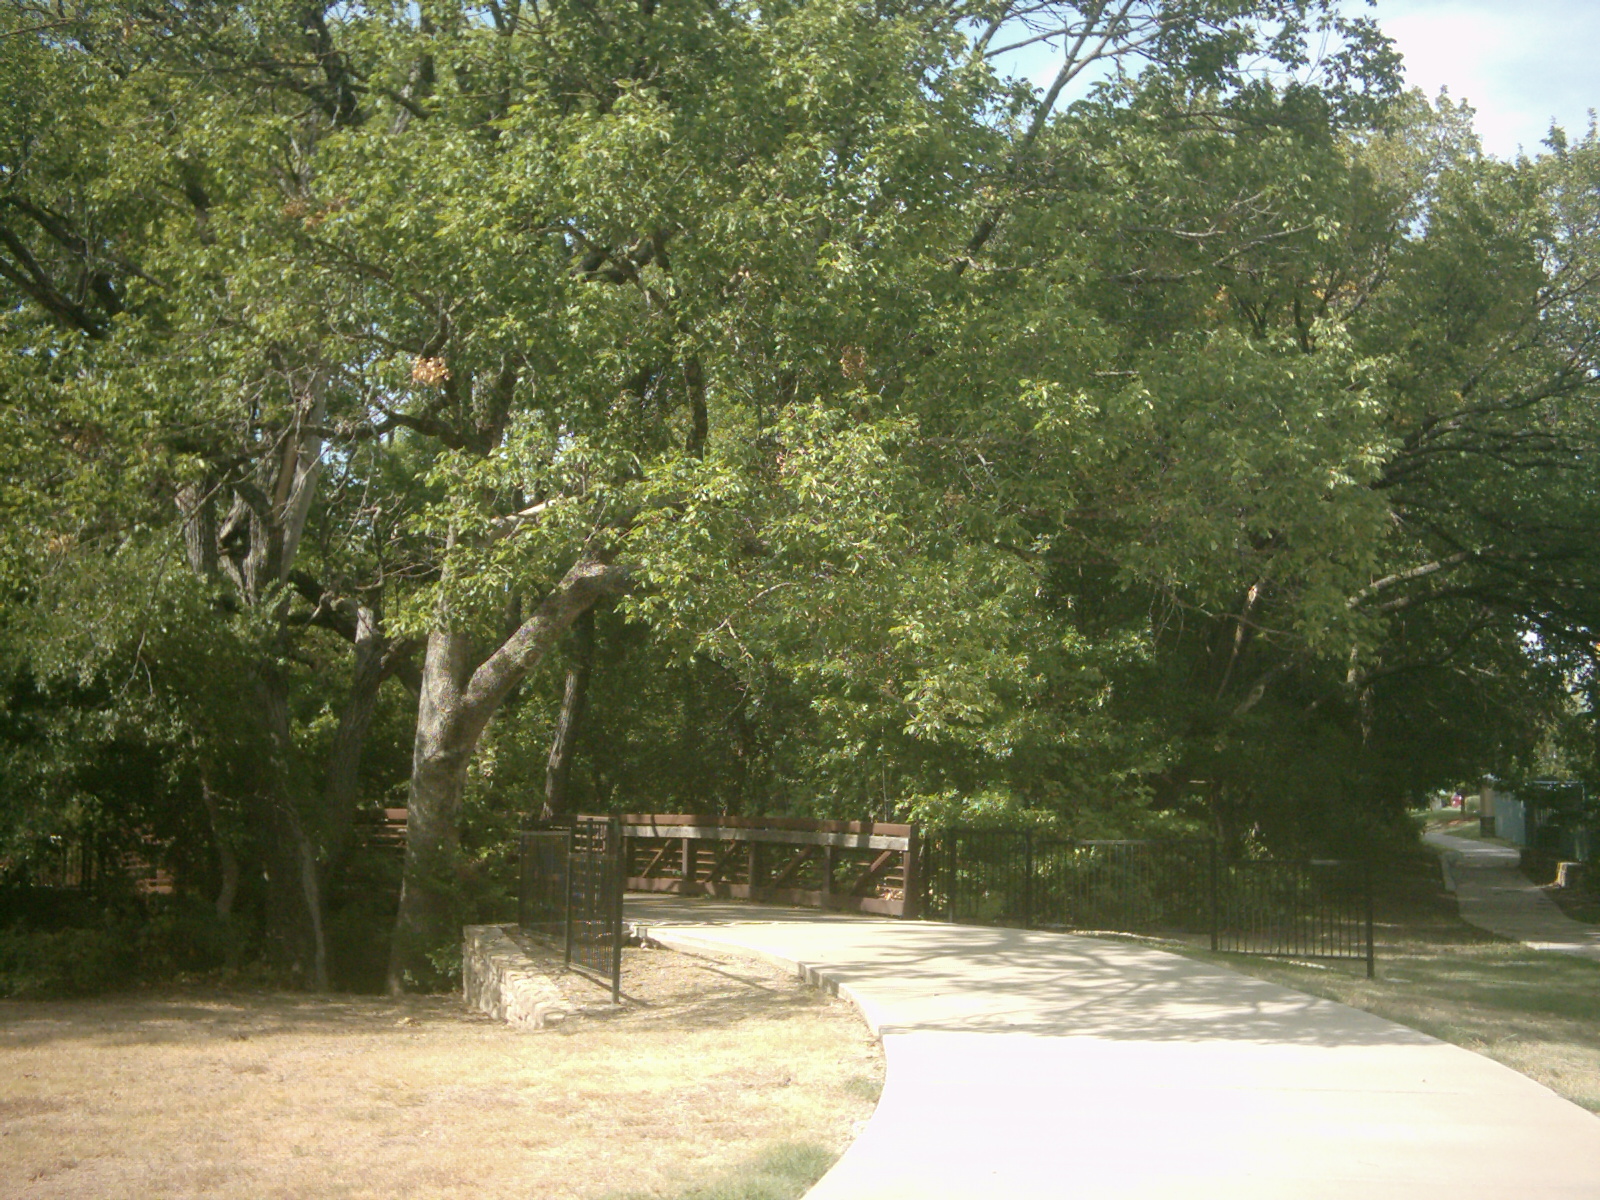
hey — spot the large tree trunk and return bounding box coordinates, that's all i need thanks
[253,665,331,989]
[387,628,474,993]
[199,780,240,918]
[175,372,400,989]
[388,557,629,993]
[541,607,595,820]
[316,604,402,877]
[242,623,399,990]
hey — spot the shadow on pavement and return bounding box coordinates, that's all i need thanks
[629,897,1433,1047]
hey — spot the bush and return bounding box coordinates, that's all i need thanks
[0,923,131,997]
[0,895,243,998]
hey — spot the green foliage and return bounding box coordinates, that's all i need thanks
[0,924,131,998]
[3,0,1600,993]
[0,896,246,999]
[606,1142,838,1200]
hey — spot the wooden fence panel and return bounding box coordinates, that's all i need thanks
[618,815,921,917]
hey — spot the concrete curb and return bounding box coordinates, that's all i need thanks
[633,922,898,1037]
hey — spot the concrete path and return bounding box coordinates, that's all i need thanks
[627,895,1600,1200]
[1425,830,1600,962]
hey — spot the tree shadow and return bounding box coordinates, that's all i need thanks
[634,907,1439,1048]
[0,990,475,1048]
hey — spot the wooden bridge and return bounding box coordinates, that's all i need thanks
[617,814,922,917]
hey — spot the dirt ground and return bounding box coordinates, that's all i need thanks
[0,942,883,1200]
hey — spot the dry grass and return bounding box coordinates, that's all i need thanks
[0,943,882,1200]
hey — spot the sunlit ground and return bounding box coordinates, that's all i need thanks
[0,945,882,1200]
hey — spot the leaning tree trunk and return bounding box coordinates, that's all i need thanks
[388,558,629,994]
[541,607,595,821]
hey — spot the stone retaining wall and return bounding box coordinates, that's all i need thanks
[462,924,572,1029]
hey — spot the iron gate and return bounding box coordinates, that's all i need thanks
[517,816,624,1001]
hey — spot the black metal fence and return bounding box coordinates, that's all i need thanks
[517,829,570,944]
[517,816,624,1001]
[931,829,1373,976]
[1217,858,1372,970]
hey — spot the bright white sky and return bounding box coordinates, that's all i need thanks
[1368,0,1599,158]
[1007,1,1599,160]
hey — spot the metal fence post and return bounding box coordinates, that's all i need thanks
[563,828,575,967]
[609,817,623,1003]
[1022,829,1034,929]
[947,832,957,923]
[902,826,921,919]
[1365,860,1375,980]
[516,831,527,930]
[1208,839,1220,953]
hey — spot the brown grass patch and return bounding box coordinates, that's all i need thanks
[0,943,882,1200]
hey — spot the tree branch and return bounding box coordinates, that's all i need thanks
[1347,551,1477,609]
[457,557,633,738]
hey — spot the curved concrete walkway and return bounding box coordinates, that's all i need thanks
[1425,830,1600,962]
[627,895,1600,1200]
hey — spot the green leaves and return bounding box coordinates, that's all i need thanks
[4,0,1596,872]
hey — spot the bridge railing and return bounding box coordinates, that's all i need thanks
[617,814,922,918]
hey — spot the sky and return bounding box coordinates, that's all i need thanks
[1369,0,1600,158]
[1008,1,1599,160]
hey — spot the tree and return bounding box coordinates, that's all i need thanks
[118,0,1389,985]
[930,89,1600,849]
[0,0,432,984]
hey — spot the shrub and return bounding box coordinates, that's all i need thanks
[0,895,244,998]
[0,923,131,997]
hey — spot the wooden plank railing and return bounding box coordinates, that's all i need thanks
[617,814,921,918]
[355,807,410,853]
